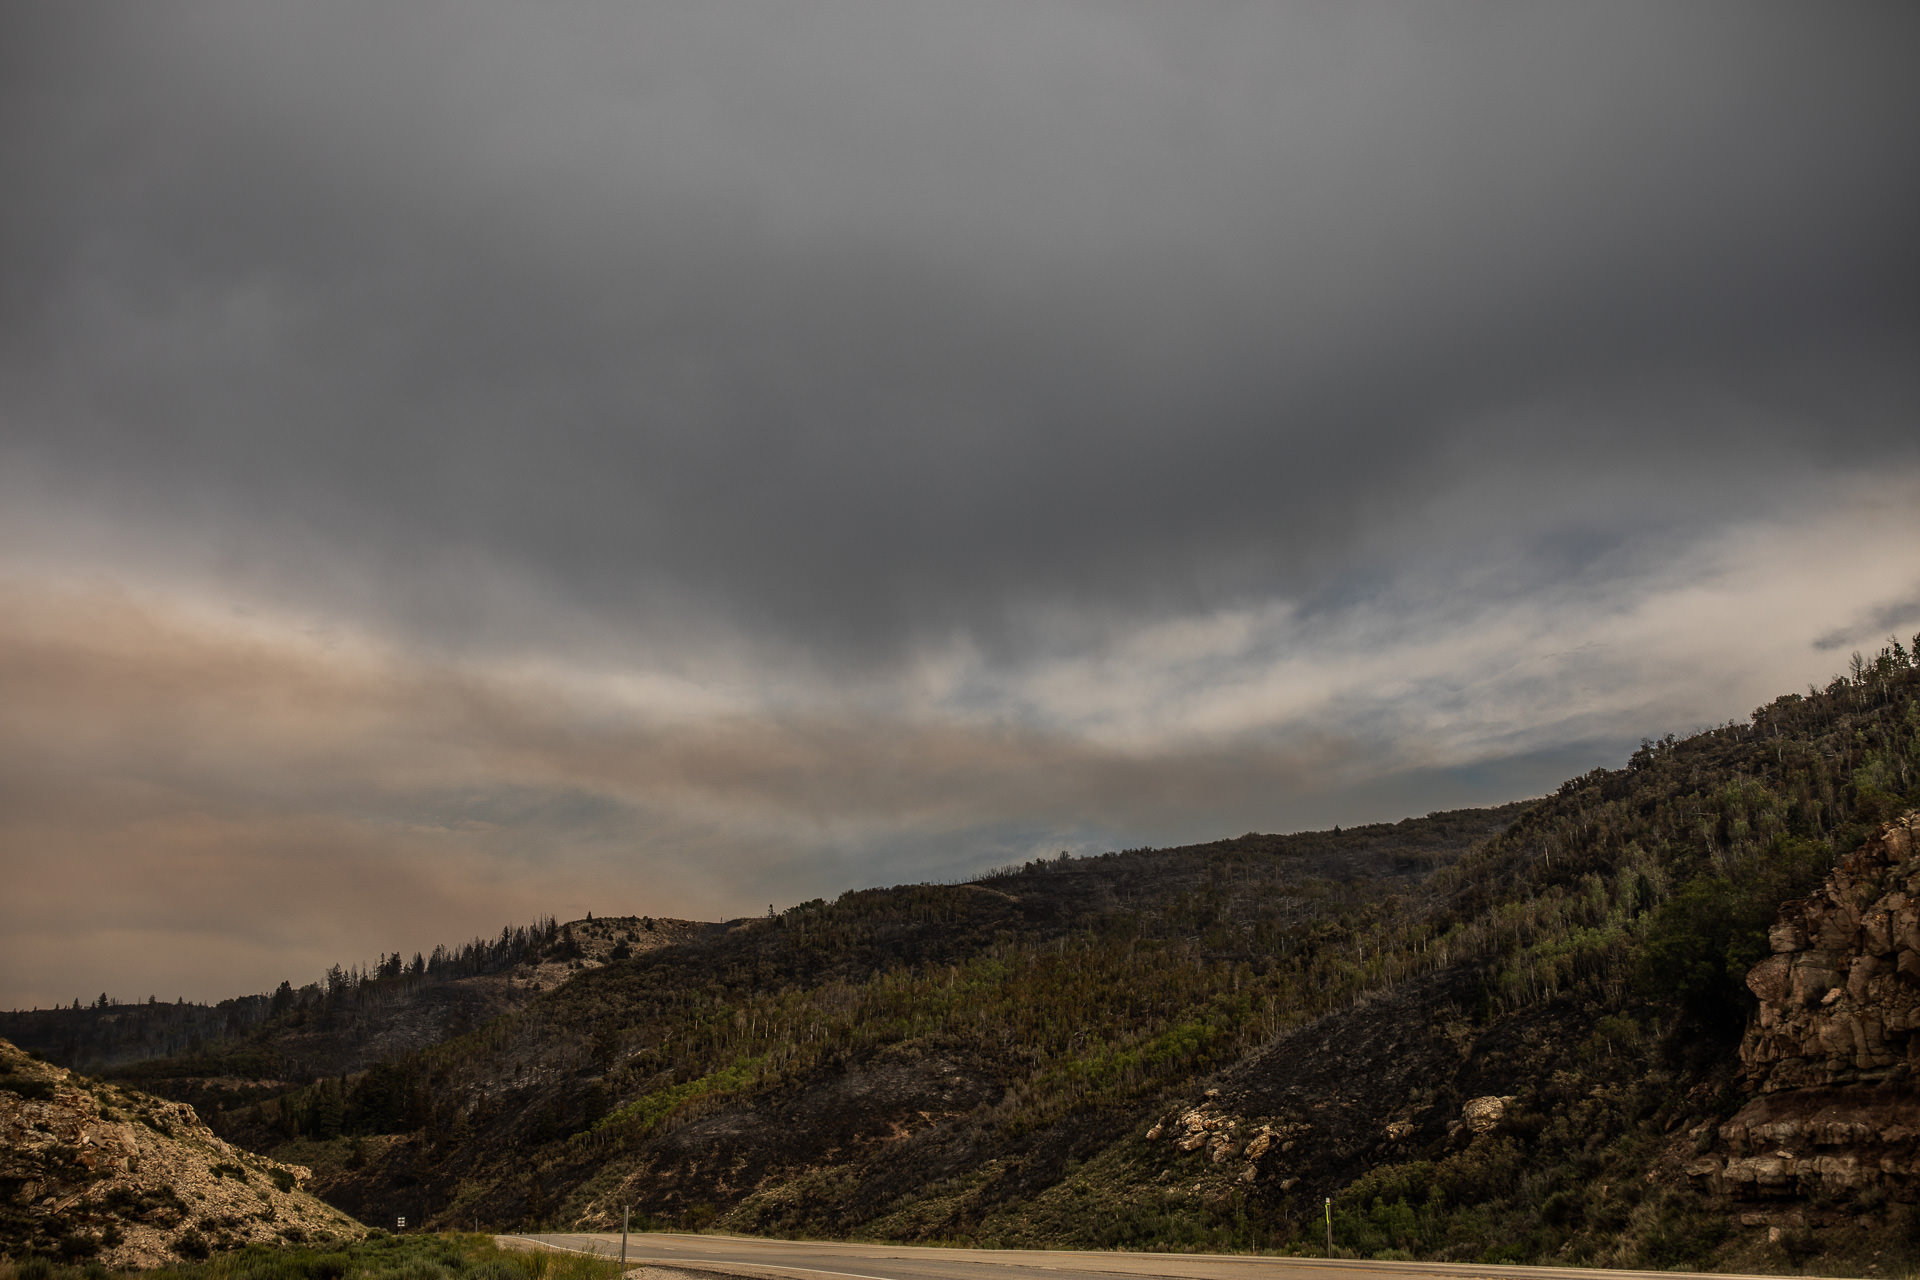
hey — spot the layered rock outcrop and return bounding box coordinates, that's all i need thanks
[1692,813,1920,1202]
[1705,1086,1920,1200]
[1740,812,1920,1092]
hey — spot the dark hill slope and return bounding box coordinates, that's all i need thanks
[233,805,1521,1228]
[1105,648,1920,1272]
[1,916,711,1119]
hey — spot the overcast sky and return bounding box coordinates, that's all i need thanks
[3,3,1918,1009]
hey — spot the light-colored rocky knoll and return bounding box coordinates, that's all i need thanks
[512,915,709,994]
[0,1037,365,1267]
[1690,812,1920,1201]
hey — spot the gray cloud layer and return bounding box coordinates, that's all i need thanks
[2,3,1917,1005]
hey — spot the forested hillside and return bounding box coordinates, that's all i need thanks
[170,809,1523,1226]
[1,918,572,1070]
[0,916,710,1119]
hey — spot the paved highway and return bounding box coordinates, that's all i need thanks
[505,1232,1802,1280]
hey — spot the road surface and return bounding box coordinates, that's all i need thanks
[504,1232,1806,1280]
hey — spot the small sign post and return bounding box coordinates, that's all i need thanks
[621,1206,629,1271]
[1324,1198,1331,1257]
[397,1217,406,1232]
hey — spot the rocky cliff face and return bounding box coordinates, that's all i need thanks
[1694,812,1920,1202]
[1742,811,1920,1092]
[0,1038,365,1267]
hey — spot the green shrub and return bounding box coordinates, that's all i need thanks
[233,1254,306,1280]
[55,1233,101,1261]
[465,1260,525,1280]
[1,1076,57,1101]
[386,1260,449,1280]
[1633,835,1829,1039]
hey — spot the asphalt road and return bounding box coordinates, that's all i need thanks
[504,1232,1800,1280]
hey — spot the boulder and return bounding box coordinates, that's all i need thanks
[1888,825,1913,863]
[1461,1095,1515,1135]
[1848,954,1889,1002]
[1897,906,1920,953]
[1748,954,1793,1005]
[1789,953,1841,1007]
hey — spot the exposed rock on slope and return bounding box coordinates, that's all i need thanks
[1696,813,1920,1201]
[511,916,710,998]
[1709,1086,1920,1202]
[0,1038,365,1266]
[1741,812,1920,1092]
[1133,965,1549,1212]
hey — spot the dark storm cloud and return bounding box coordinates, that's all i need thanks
[4,2,1915,664]
[5,514,1906,1007]
[4,4,1920,1007]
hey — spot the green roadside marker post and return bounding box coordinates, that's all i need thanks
[1324,1197,1332,1257]
[621,1206,629,1271]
